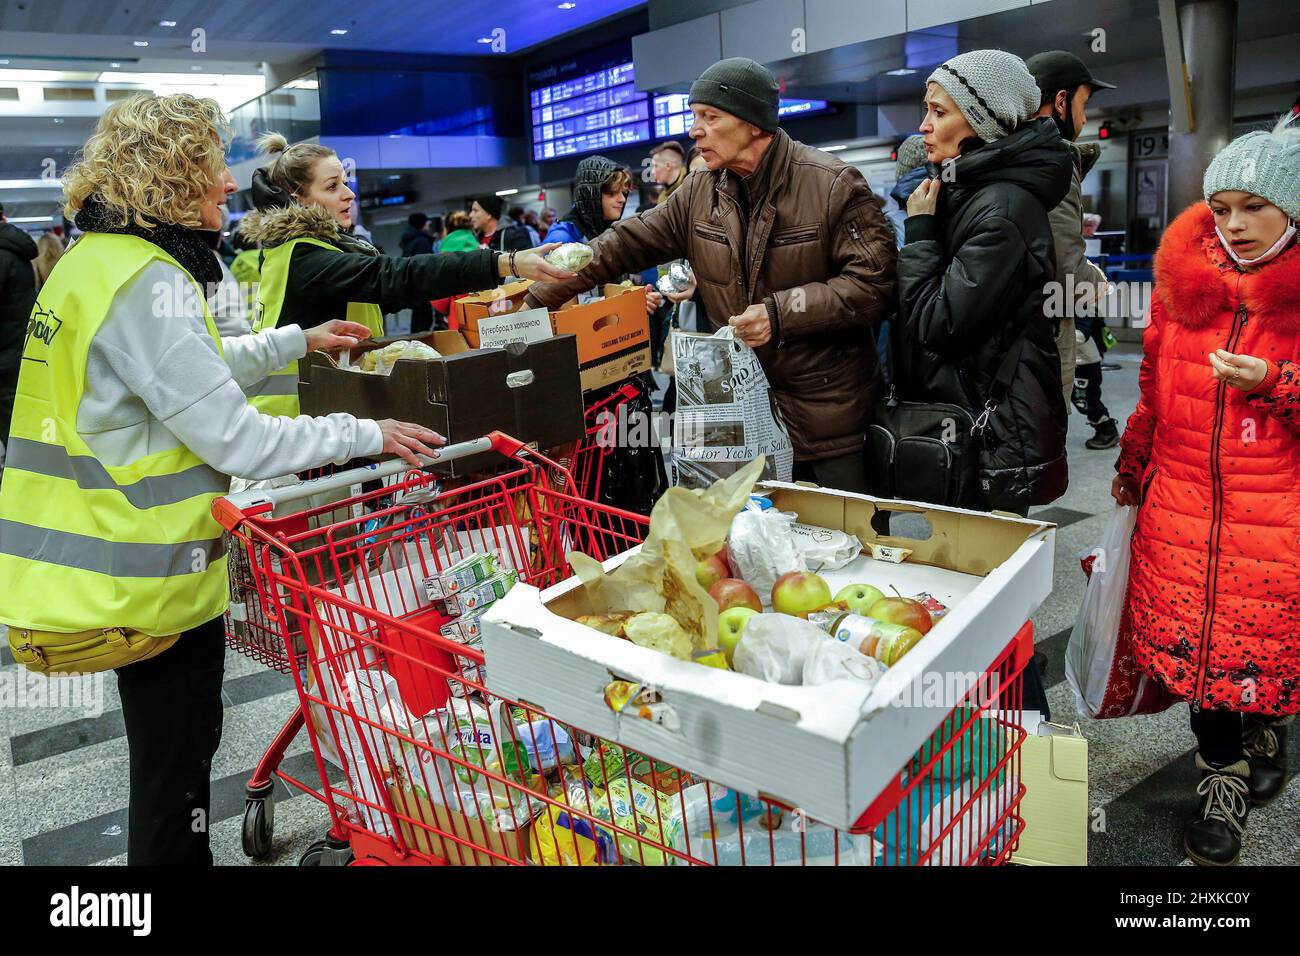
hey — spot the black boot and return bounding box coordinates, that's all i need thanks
[1184,753,1251,866]
[1242,718,1289,805]
[1085,418,1120,450]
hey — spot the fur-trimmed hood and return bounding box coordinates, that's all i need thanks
[238,202,343,248]
[1154,202,1300,332]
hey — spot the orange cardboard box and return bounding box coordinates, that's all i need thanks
[453,280,534,347]
[554,284,652,391]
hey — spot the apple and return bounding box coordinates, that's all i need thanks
[695,549,730,590]
[717,606,758,663]
[771,570,833,619]
[710,578,762,613]
[834,584,884,616]
[867,596,933,635]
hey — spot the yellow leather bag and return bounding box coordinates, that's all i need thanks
[7,626,179,674]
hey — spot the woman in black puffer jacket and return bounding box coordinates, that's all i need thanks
[896,50,1073,515]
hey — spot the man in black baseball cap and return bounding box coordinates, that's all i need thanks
[1026,50,1118,448]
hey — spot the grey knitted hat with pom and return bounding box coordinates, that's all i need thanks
[1203,119,1300,222]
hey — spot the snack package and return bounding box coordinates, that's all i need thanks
[587,777,684,866]
[446,570,517,615]
[425,552,501,600]
[911,592,950,624]
[730,613,827,685]
[357,339,442,375]
[622,611,692,660]
[545,242,594,271]
[568,457,766,656]
[789,521,862,572]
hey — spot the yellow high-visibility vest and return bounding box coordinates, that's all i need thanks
[250,237,386,416]
[0,233,231,637]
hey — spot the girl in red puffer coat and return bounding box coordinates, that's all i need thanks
[1113,117,1300,867]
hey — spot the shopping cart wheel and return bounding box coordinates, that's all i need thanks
[241,789,275,859]
[299,837,353,867]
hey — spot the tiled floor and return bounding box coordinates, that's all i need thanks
[1,345,1296,866]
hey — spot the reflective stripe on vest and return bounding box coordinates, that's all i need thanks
[0,233,231,637]
[252,236,386,416]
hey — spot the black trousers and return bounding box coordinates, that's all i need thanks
[791,449,870,494]
[1071,361,1111,424]
[1190,709,1276,768]
[115,615,226,866]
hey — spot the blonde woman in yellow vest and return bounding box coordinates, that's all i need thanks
[238,133,576,415]
[0,93,447,866]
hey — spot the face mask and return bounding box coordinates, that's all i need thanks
[1215,220,1298,267]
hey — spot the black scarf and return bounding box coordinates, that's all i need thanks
[74,195,223,288]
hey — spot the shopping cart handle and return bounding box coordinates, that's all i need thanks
[215,434,504,520]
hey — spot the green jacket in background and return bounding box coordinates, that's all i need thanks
[440,229,481,253]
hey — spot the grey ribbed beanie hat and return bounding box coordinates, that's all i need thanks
[895,135,928,177]
[1203,119,1300,221]
[689,57,780,133]
[927,50,1041,143]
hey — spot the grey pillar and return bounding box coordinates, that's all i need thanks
[1166,0,1237,216]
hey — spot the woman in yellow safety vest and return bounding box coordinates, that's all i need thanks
[237,133,575,416]
[0,93,460,866]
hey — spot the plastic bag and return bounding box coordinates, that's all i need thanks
[545,242,594,270]
[357,339,442,375]
[729,507,862,604]
[1065,505,1176,718]
[670,327,794,489]
[731,613,826,685]
[802,638,886,687]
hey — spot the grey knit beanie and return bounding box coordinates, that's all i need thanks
[896,135,929,178]
[927,50,1041,143]
[689,57,780,133]
[1203,119,1300,222]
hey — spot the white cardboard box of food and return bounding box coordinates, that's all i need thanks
[480,482,1055,831]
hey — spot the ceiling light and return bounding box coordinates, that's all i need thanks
[0,69,100,81]
[192,64,202,70]
[9,216,56,223]
[821,144,847,152]
[52,118,64,124]
[0,179,64,189]
[159,19,177,27]
[110,62,121,68]
[133,40,149,47]
[330,28,349,35]
[495,188,519,196]
[476,37,494,43]
[0,60,9,65]
[558,2,577,8]
[885,68,917,76]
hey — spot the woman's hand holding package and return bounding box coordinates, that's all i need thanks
[1111,474,1141,507]
[378,420,446,468]
[304,319,374,351]
[1208,349,1268,392]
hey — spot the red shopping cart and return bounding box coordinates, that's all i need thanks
[217,432,1032,866]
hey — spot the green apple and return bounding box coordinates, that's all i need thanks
[834,583,884,616]
[717,606,759,663]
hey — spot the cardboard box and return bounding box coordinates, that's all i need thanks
[453,280,534,347]
[1012,720,1089,866]
[386,778,531,866]
[554,284,652,391]
[481,483,1056,830]
[297,330,582,476]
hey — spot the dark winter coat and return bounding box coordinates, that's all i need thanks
[399,225,435,258]
[895,117,1073,510]
[0,222,38,363]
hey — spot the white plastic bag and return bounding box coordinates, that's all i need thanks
[1065,505,1174,718]
[732,613,826,684]
[802,639,886,687]
[790,521,862,572]
[728,507,799,607]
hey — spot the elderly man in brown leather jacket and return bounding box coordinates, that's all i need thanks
[525,57,896,492]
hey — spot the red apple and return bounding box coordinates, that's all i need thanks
[695,553,730,590]
[710,578,762,613]
[867,596,933,635]
[717,606,758,663]
[771,570,833,619]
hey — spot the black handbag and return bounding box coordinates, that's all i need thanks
[867,323,1025,509]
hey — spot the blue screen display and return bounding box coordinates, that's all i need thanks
[530,58,832,162]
